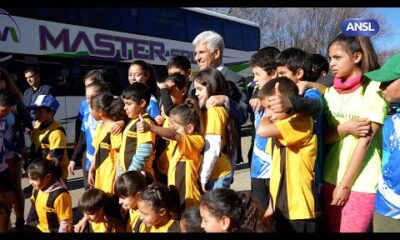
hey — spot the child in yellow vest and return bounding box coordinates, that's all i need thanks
[26,159,72,232]
[119,83,156,178]
[87,92,124,195]
[28,95,69,182]
[114,170,153,232]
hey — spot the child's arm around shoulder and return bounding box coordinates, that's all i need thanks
[297,81,327,95]
[256,115,282,139]
[137,114,183,143]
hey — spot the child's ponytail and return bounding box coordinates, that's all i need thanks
[169,97,204,135]
[200,189,265,232]
[238,192,265,232]
[140,182,182,220]
[356,36,380,73]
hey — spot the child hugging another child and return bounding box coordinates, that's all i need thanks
[137,97,204,209]
[88,92,125,194]
[257,77,319,232]
[193,68,238,191]
[154,73,189,184]
[119,83,156,178]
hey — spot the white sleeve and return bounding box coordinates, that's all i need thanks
[224,97,230,110]
[200,134,221,184]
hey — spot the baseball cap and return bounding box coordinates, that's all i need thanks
[364,53,400,82]
[28,95,59,113]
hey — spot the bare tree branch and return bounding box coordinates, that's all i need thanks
[222,8,392,57]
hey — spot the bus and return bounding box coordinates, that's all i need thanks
[0,7,261,147]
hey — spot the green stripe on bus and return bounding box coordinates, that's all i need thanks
[227,63,250,73]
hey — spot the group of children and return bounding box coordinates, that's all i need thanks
[0,33,399,233]
[247,34,398,233]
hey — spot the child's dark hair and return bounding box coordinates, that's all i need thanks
[257,76,299,99]
[307,53,329,82]
[91,92,125,121]
[328,34,379,74]
[169,97,204,135]
[130,60,159,97]
[200,189,265,232]
[86,79,110,94]
[78,188,125,226]
[110,97,128,122]
[24,66,40,76]
[140,182,181,219]
[250,46,280,75]
[121,82,151,106]
[83,69,112,91]
[194,68,230,97]
[181,207,204,232]
[275,47,312,81]
[162,73,188,91]
[0,89,16,107]
[114,171,153,197]
[83,69,109,83]
[78,188,109,213]
[27,158,61,181]
[166,55,191,72]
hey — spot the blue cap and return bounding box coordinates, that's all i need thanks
[28,95,59,113]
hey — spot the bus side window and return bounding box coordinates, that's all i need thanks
[80,8,138,33]
[242,25,260,51]
[186,12,223,42]
[224,20,242,50]
[138,8,186,41]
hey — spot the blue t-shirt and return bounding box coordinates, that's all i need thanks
[146,95,160,120]
[375,112,400,219]
[79,99,100,171]
[250,110,271,179]
[304,88,324,196]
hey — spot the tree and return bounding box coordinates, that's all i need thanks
[208,8,391,58]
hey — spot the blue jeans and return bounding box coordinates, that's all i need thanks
[206,172,233,191]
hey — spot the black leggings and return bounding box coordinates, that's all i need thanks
[251,178,270,210]
[272,209,319,233]
[82,157,90,190]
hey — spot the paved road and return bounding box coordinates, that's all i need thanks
[11,125,253,226]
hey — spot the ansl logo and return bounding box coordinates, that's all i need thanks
[341,18,379,37]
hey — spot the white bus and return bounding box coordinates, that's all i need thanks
[0,7,261,147]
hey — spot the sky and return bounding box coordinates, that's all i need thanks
[372,8,400,52]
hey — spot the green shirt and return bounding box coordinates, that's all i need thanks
[323,80,387,193]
